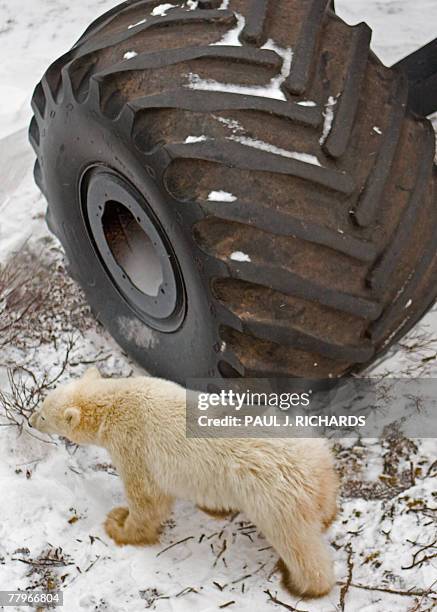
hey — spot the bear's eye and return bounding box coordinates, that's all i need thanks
[40,415,46,421]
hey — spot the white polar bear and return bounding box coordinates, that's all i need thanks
[30,368,338,598]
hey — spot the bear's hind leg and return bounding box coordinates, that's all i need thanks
[318,468,339,531]
[247,502,335,599]
[321,496,338,531]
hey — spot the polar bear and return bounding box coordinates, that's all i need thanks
[29,368,338,598]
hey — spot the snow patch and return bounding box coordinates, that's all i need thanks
[297,100,317,107]
[373,126,382,135]
[185,0,198,9]
[214,115,244,133]
[187,73,283,101]
[128,18,146,29]
[0,130,44,262]
[261,38,293,96]
[320,95,338,145]
[118,317,157,349]
[151,3,177,16]
[123,51,138,60]
[211,12,244,46]
[184,135,208,143]
[405,299,413,309]
[230,251,251,262]
[208,190,237,202]
[188,39,293,101]
[228,135,322,166]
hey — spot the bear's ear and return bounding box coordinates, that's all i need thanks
[64,407,81,428]
[82,367,102,382]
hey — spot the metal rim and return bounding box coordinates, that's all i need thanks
[81,166,186,332]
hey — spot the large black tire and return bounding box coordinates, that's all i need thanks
[30,0,437,383]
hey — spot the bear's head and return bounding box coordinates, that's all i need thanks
[29,367,104,444]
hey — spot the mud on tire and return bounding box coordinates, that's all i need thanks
[30,0,437,383]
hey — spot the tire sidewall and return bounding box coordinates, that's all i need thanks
[41,97,221,382]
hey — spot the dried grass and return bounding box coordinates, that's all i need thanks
[0,244,94,354]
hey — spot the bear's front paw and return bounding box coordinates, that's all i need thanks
[107,506,130,527]
[104,506,130,545]
[104,506,160,547]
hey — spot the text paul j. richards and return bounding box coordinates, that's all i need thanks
[197,414,367,428]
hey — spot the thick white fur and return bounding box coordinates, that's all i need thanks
[30,368,338,598]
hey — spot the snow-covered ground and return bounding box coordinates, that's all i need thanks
[0,1,436,611]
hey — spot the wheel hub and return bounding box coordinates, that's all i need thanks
[82,167,186,332]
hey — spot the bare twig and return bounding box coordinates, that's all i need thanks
[264,589,308,612]
[337,581,437,599]
[403,539,437,570]
[339,543,354,611]
[0,251,47,349]
[213,539,227,567]
[156,536,194,557]
[174,586,199,598]
[408,581,437,611]
[0,338,76,433]
[426,460,437,478]
[0,245,94,353]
